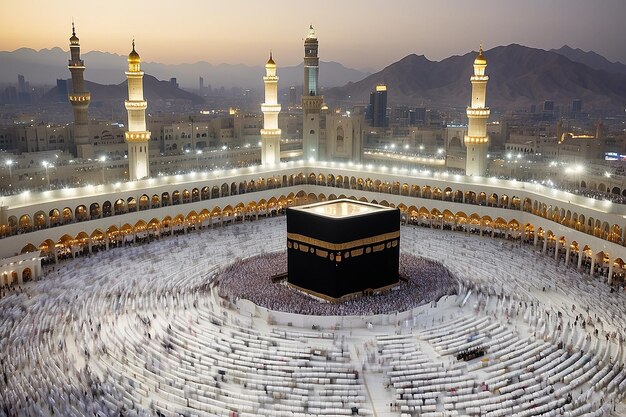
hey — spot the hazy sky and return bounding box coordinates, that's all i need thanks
[2,0,626,70]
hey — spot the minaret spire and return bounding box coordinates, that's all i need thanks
[464,44,490,176]
[67,22,92,158]
[124,40,150,180]
[261,51,281,166]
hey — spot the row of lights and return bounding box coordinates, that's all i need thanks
[2,157,618,209]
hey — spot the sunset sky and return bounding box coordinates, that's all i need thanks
[2,0,625,70]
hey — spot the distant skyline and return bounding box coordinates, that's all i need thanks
[2,0,626,70]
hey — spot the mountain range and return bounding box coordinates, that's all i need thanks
[0,47,369,89]
[3,44,626,112]
[325,44,626,111]
[45,74,204,105]
[551,45,626,76]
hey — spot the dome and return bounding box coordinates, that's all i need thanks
[474,44,487,65]
[128,40,141,64]
[69,23,79,45]
[266,52,276,67]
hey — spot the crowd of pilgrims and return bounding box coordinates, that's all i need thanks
[3,214,626,416]
[218,252,457,316]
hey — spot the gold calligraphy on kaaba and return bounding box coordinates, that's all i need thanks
[286,231,399,251]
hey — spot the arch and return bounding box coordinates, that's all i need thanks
[127,197,137,213]
[18,214,32,233]
[191,188,200,202]
[477,192,487,206]
[151,194,161,208]
[512,196,524,211]
[201,187,210,200]
[172,190,181,205]
[147,218,161,235]
[33,211,47,230]
[49,209,61,226]
[59,207,72,225]
[114,199,126,215]
[90,229,106,251]
[75,205,88,222]
[220,183,230,197]
[161,192,171,207]
[89,203,101,220]
[233,203,245,220]
[22,267,33,282]
[138,194,150,211]
[20,243,38,254]
[39,239,56,259]
[609,224,623,244]
[182,189,191,204]
[391,181,401,195]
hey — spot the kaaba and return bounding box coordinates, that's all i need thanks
[286,199,400,301]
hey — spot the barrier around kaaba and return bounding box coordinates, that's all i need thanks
[286,199,400,301]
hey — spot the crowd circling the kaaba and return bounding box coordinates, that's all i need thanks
[218,251,458,315]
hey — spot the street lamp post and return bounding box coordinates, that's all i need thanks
[196,150,202,170]
[99,156,107,184]
[5,159,13,188]
[42,161,52,190]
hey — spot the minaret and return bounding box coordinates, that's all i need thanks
[67,23,92,159]
[302,25,323,161]
[261,53,282,166]
[124,40,150,180]
[464,45,490,176]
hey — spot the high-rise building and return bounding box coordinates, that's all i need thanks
[17,74,30,105]
[67,23,92,158]
[199,76,204,94]
[56,79,68,99]
[124,40,151,180]
[260,53,282,166]
[572,99,582,114]
[289,86,296,107]
[369,85,388,127]
[464,45,490,176]
[302,25,323,161]
[17,75,26,93]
